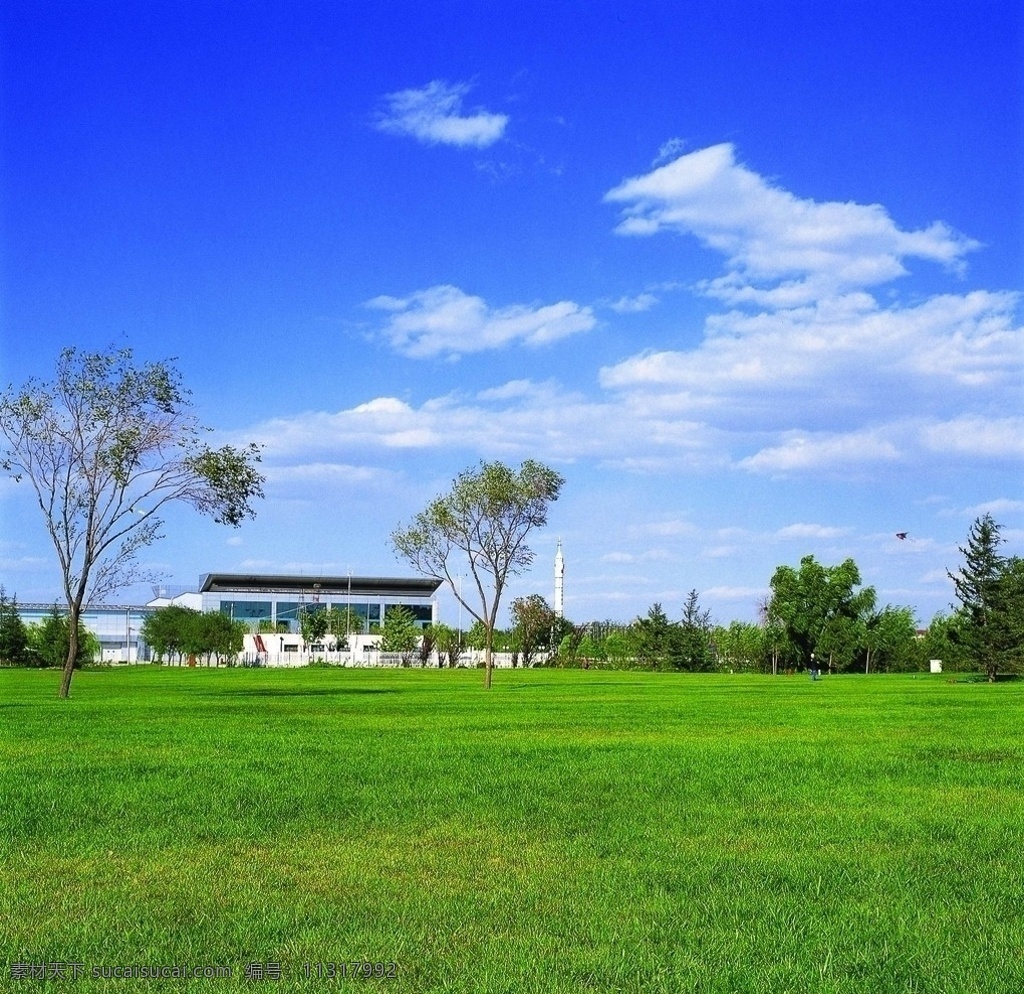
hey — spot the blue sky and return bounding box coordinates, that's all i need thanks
[2,0,1022,627]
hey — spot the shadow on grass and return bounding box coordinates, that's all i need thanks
[202,688,400,698]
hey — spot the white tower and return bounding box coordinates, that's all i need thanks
[554,540,564,618]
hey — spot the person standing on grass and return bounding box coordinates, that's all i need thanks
[809,653,820,681]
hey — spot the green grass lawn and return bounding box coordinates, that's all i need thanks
[1,666,1022,993]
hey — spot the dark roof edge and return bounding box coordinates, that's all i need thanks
[198,573,442,596]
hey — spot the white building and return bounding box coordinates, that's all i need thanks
[18,573,441,664]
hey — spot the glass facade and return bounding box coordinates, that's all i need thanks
[385,603,433,625]
[219,600,272,622]
[275,602,301,626]
[207,595,430,633]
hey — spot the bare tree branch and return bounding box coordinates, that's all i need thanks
[0,347,265,697]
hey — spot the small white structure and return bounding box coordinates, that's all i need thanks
[930,659,943,674]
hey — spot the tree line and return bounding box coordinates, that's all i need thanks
[3,514,1021,680]
[414,513,1023,679]
[0,594,100,668]
[3,348,1017,693]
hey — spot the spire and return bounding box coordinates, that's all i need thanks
[554,539,564,618]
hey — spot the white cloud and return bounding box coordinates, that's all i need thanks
[920,416,1024,459]
[0,555,51,573]
[601,548,674,564]
[962,498,1024,517]
[601,551,636,563]
[236,148,1019,482]
[476,379,551,402]
[241,378,722,470]
[636,519,699,538]
[376,80,508,148]
[598,149,1020,455]
[776,523,851,540]
[703,585,768,602]
[703,545,740,559]
[264,463,396,488]
[738,429,901,474]
[367,285,596,358]
[600,291,1022,417]
[609,292,659,314]
[604,142,978,298]
[653,137,687,165]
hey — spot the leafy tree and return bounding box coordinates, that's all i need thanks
[603,629,633,668]
[818,613,868,673]
[326,605,363,644]
[417,627,436,667]
[430,622,463,668]
[712,621,766,673]
[141,605,199,664]
[556,624,587,667]
[27,607,99,668]
[196,612,247,666]
[757,594,787,676]
[0,347,264,697]
[920,612,971,673]
[258,618,290,634]
[392,459,564,688]
[511,594,557,667]
[379,604,419,658]
[141,605,244,665]
[299,606,329,646]
[768,556,876,672]
[948,515,1023,680]
[464,619,488,652]
[462,618,512,654]
[986,557,1024,677]
[575,632,606,667]
[863,606,918,673]
[0,587,30,666]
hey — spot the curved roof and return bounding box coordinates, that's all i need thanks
[199,573,441,597]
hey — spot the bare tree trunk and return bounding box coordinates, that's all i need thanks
[59,599,83,699]
[59,630,76,698]
[484,628,493,689]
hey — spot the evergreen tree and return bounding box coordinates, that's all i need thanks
[678,589,714,671]
[949,514,1010,680]
[630,603,683,670]
[0,587,30,665]
[379,605,419,657]
[986,556,1024,678]
[27,607,97,668]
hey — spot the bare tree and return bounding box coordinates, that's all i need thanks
[391,460,564,688]
[0,347,264,697]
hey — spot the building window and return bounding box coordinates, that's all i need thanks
[219,601,272,621]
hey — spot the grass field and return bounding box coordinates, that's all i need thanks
[1,666,1022,993]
